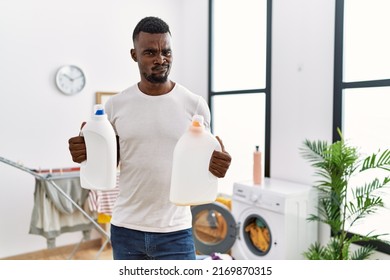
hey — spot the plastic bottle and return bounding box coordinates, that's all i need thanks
[80,104,117,190]
[253,145,262,185]
[170,115,222,206]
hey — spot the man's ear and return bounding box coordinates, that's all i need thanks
[130,49,137,62]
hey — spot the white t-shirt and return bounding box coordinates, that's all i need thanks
[105,83,210,232]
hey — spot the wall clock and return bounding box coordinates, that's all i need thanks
[55,65,86,95]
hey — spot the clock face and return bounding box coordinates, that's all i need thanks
[55,65,86,95]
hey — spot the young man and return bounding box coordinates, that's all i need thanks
[68,16,231,260]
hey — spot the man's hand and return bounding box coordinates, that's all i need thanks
[68,122,87,163]
[68,136,86,163]
[209,136,232,178]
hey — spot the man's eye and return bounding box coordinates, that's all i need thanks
[163,51,172,56]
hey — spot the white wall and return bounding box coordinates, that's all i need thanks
[0,0,209,258]
[271,0,335,183]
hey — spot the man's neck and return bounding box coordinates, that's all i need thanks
[138,80,175,96]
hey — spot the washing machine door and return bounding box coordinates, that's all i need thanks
[191,202,236,255]
[233,212,273,259]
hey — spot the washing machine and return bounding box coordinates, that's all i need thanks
[191,178,318,260]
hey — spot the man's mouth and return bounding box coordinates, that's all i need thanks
[152,65,168,72]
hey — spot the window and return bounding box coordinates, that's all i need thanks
[209,0,272,195]
[334,0,390,253]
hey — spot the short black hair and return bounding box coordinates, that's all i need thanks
[132,16,171,42]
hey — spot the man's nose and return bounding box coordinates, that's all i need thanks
[154,53,166,64]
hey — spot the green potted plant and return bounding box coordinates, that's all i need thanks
[300,130,390,260]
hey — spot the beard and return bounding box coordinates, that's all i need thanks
[144,73,169,83]
[144,65,170,84]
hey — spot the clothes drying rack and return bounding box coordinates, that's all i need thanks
[0,156,110,260]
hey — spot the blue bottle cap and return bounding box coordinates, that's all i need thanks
[94,104,105,115]
[95,109,104,115]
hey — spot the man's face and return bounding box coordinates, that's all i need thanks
[131,32,173,84]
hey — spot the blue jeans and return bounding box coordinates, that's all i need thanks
[110,224,196,260]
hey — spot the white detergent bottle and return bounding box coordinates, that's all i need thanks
[170,115,221,206]
[80,104,117,190]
